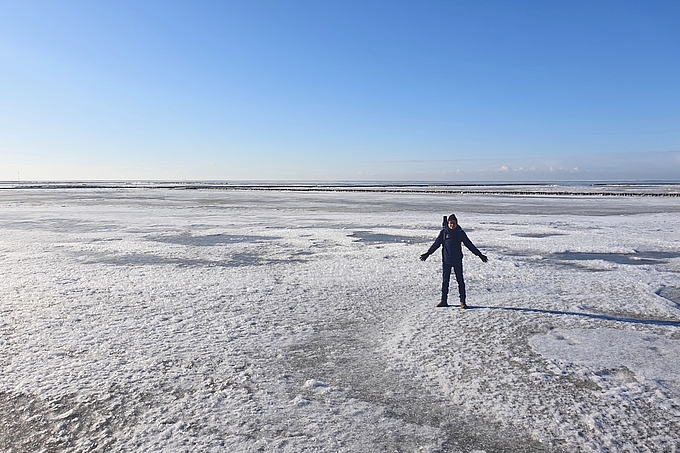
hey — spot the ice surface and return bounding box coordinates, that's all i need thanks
[0,187,679,452]
[529,328,680,385]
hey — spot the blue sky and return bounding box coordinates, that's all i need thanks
[1,1,679,181]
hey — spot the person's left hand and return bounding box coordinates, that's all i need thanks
[480,254,488,263]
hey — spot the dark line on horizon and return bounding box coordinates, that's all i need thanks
[1,181,679,197]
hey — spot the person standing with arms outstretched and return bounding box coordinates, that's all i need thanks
[420,214,488,308]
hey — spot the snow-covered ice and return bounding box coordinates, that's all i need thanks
[1,186,679,452]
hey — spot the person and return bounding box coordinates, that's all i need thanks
[420,214,487,308]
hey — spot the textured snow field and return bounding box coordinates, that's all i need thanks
[1,187,679,452]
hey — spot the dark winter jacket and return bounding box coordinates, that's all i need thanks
[426,225,483,264]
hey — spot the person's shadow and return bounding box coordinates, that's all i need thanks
[469,305,680,328]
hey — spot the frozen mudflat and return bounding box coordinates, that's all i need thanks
[1,186,679,452]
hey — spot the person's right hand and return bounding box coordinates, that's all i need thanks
[420,253,429,261]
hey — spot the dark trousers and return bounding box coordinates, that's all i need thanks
[442,261,465,303]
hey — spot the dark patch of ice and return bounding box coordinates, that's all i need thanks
[81,251,301,267]
[512,232,566,238]
[349,231,429,244]
[656,286,680,308]
[151,233,280,246]
[0,219,119,233]
[594,367,638,385]
[553,251,680,265]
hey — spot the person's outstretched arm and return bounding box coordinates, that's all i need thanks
[420,230,444,261]
[462,232,488,262]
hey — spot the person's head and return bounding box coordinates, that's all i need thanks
[447,214,457,229]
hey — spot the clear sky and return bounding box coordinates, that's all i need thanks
[1,1,679,182]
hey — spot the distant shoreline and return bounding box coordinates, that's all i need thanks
[1,181,679,197]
